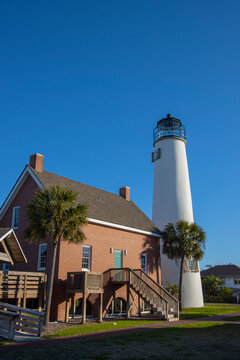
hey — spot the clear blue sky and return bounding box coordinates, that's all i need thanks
[1,0,240,268]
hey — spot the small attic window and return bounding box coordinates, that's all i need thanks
[152,148,161,162]
[12,206,20,229]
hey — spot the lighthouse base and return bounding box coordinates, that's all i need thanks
[182,271,204,308]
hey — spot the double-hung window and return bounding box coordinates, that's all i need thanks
[38,244,47,270]
[82,245,91,271]
[141,254,147,273]
[12,206,20,229]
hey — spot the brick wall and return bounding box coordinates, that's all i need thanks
[54,223,160,320]
[0,173,161,321]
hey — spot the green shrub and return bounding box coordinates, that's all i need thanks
[165,283,179,298]
[202,276,235,303]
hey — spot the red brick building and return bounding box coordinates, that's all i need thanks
[0,154,164,321]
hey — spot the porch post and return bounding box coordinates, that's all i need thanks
[43,274,47,310]
[126,284,130,318]
[23,274,27,308]
[99,292,103,323]
[138,296,141,317]
[82,292,87,324]
[65,295,70,323]
[82,272,87,324]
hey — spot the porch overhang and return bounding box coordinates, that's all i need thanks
[0,228,27,265]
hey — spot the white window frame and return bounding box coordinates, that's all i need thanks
[12,206,20,229]
[38,243,47,270]
[82,245,91,271]
[141,254,147,273]
[188,259,199,272]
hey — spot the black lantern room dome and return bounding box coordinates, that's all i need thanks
[153,114,187,144]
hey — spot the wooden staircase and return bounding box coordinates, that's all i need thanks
[109,268,179,321]
[129,269,179,320]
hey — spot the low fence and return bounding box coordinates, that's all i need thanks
[0,302,44,340]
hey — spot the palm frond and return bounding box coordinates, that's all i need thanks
[25,185,88,244]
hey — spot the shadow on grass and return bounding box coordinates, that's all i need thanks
[2,322,240,360]
[180,304,240,320]
[222,316,240,322]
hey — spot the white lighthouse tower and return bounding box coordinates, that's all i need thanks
[152,114,203,308]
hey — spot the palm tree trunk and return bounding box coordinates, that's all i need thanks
[44,240,58,326]
[179,257,184,312]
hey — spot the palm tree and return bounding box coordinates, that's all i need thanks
[162,220,205,310]
[25,185,88,326]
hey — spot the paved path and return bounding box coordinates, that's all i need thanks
[1,312,240,354]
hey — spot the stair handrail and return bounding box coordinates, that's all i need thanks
[106,267,177,305]
[129,268,169,304]
[129,268,170,319]
[133,269,179,303]
[132,269,179,318]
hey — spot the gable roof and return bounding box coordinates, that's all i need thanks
[0,228,27,264]
[27,166,160,236]
[201,265,240,277]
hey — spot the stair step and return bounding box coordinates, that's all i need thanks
[130,272,179,321]
[168,317,179,322]
[154,308,163,313]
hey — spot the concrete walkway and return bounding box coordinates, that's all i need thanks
[1,312,240,354]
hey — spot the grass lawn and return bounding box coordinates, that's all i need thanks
[42,304,240,338]
[181,303,240,320]
[44,319,161,338]
[2,322,240,359]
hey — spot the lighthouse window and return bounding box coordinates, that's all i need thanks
[152,148,161,162]
[188,260,194,271]
[188,260,198,271]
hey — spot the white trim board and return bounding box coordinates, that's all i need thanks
[88,217,160,237]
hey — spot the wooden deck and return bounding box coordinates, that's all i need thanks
[66,271,104,324]
[0,271,47,309]
[67,271,103,294]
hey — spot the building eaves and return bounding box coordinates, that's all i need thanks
[29,166,161,236]
[201,265,240,277]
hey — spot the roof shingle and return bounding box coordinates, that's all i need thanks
[29,166,160,235]
[201,265,240,277]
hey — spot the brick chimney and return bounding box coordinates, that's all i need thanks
[119,187,130,201]
[29,154,44,172]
